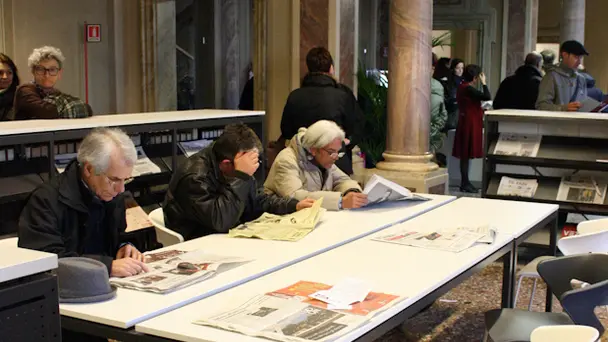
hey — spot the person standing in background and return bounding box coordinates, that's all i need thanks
[540,49,557,75]
[493,52,543,110]
[443,58,465,131]
[430,53,448,156]
[0,53,20,121]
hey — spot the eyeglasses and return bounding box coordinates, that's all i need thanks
[323,148,345,159]
[34,66,60,76]
[103,173,134,188]
[0,70,13,78]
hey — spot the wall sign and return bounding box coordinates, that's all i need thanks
[86,24,101,43]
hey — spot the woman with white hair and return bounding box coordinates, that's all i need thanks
[14,45,92,120]
[265,120,367,210]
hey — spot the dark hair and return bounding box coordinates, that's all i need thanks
[450,58,464,71]
[213,123,262,161]
[463,64,482,82]
[306,47,333,73]
[0,53,20,93]
[433,57,452,80]
[524,52,542,67]
[432,53,438,67]
[540,50,555,66]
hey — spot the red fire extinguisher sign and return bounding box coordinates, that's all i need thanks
[86,24,101,43]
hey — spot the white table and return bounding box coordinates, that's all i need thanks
[0,247,57,283]
[134,197,558,342]
[60,194,455,335]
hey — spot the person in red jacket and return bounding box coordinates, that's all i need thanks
[452,64,491,193]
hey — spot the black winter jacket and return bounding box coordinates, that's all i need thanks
[18,160,127,273]
[493,65,542,110]
[163,145,298,241]
[280,73,363,175]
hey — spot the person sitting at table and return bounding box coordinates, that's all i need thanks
[0,53,20,121]
[18,128,149,278]
[163,123,315,241]
[14,45,92,120]
[264,120,367,211]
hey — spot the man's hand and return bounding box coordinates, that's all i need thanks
[566,101,582,111]
[342,192,368,209]
[479,72,487,85]
[233,151,260,176]
[110,258,149,278]
[344,138,351,146]
[116,244,144,262]
[296,198,315,211]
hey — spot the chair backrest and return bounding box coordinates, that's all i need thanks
[530,325,599,342]
[557,229,608,255]
[577,218,608,235]
[0,237,18,248]
[148,208,184,247]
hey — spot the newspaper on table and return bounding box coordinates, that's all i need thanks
[228,199,325,242]
[363,174,429,206]
[178,139,213,158]
[372,225,495,252]
[55,153,78,173]
[132,146,162,177]
[497,176,538,198]
[493,133,542,157]
[125,206,153,232]
[556,175,607,205]
[110,249,250,294]
[194,280,403,342]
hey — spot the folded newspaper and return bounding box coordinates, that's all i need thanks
[363,174,429,206]
[556,175,607,205]
[109,249,250,294]
[194,280,403,342]
[493,133,542,157]
[228,199,325,242]
[497,176,538,198]
[372,225,496,253]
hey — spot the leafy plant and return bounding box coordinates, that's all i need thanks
[357,64,387,168]
[432,31,452,49]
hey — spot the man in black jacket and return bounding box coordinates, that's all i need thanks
[493,52,543,110]
[163,123,314,241]
[280,47,363,175]
[18,128,148,278]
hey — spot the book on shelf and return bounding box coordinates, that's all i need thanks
[493,133,542,157]
[556,175,607,205]
[497,176,538,198]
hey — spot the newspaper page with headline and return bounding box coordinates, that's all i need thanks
[363,174,429,206]
[229,199,325,241]
[194,280,403,342]
[372,227,487,253]
[493,133,542,157]
[497,176,538,198]
[109,249,250,294]
[556,176,607,205]
[178,139,213,157]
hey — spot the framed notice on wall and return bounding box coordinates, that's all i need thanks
[86,24,101,43]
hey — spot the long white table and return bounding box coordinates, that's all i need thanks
[0,246,57,283]
[134,197,558,342]
[60,195,455,335]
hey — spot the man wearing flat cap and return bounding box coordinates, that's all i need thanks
[536,40,589,112]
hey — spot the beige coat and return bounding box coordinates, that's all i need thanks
[264,129,362,211]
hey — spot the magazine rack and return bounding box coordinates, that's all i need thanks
[482,109,608,247]
[0,110,265,237]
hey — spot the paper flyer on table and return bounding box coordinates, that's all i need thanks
[556,175,607,205]
[493,133,542,157]
[228,199,325,241]
[363,174,429,206]
[193,280,403,342]
[125,206,153,232]
[497,176,538,198]
[372,228,487,252]
[110,249,250,294]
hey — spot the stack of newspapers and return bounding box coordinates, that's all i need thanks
[556,175,607,205]
[497,176,538,198]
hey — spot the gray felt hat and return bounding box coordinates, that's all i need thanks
[57,257,117,303]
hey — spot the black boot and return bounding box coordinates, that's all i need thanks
[459,159,478,193]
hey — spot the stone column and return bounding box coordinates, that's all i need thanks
[560,0,585,43]
[506,0,539,76]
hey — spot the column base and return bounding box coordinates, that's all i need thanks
[357,167,449,195]
[376,152,439,172]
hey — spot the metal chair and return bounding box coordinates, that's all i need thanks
[148,208,184,247]
[530,325,599,342]
[483,254,608,342]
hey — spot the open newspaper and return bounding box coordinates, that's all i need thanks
[178,139,213,158]
[229,199,325,242]
[497,176,538,198]
[194,280,403,342]
[363,174,429,206]
[133,146,162,177]
[110,249,249,294]
[556,175,607,205]
[493,133,542,157]
[372,225,496,253]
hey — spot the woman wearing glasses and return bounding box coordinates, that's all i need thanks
[265,120,367,211]
[0,53,20,121]
[14,46,91,120]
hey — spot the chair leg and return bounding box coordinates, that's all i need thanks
[513,276,524,309]
[482,329,489,342]
[529,278,538,311]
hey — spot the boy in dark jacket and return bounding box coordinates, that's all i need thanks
[163,123,314,240]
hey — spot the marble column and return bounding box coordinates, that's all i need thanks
[338,0,356,90]
[253,0,267,111]
[300,0,329,81]
[376,0,436,172]
[560,0,585,43]
[506,0,539,76]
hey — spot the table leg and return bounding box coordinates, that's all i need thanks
[546,215,560,312]
[501,241,515,308]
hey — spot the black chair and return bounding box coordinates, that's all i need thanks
[483,254,608,342]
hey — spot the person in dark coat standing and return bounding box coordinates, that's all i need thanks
[452,65,491,193]
[0,53,20,121]
[163,123,314,241]
[280,47,363,175]
[493,52,543,110]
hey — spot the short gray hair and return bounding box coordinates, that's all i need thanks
[28,46,66,70]
[77,128,137,174]
[300,120,345,149]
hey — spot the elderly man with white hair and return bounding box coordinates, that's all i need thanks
[19,127,149,278]
[14,45,92,120]
[265,120,367,211]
